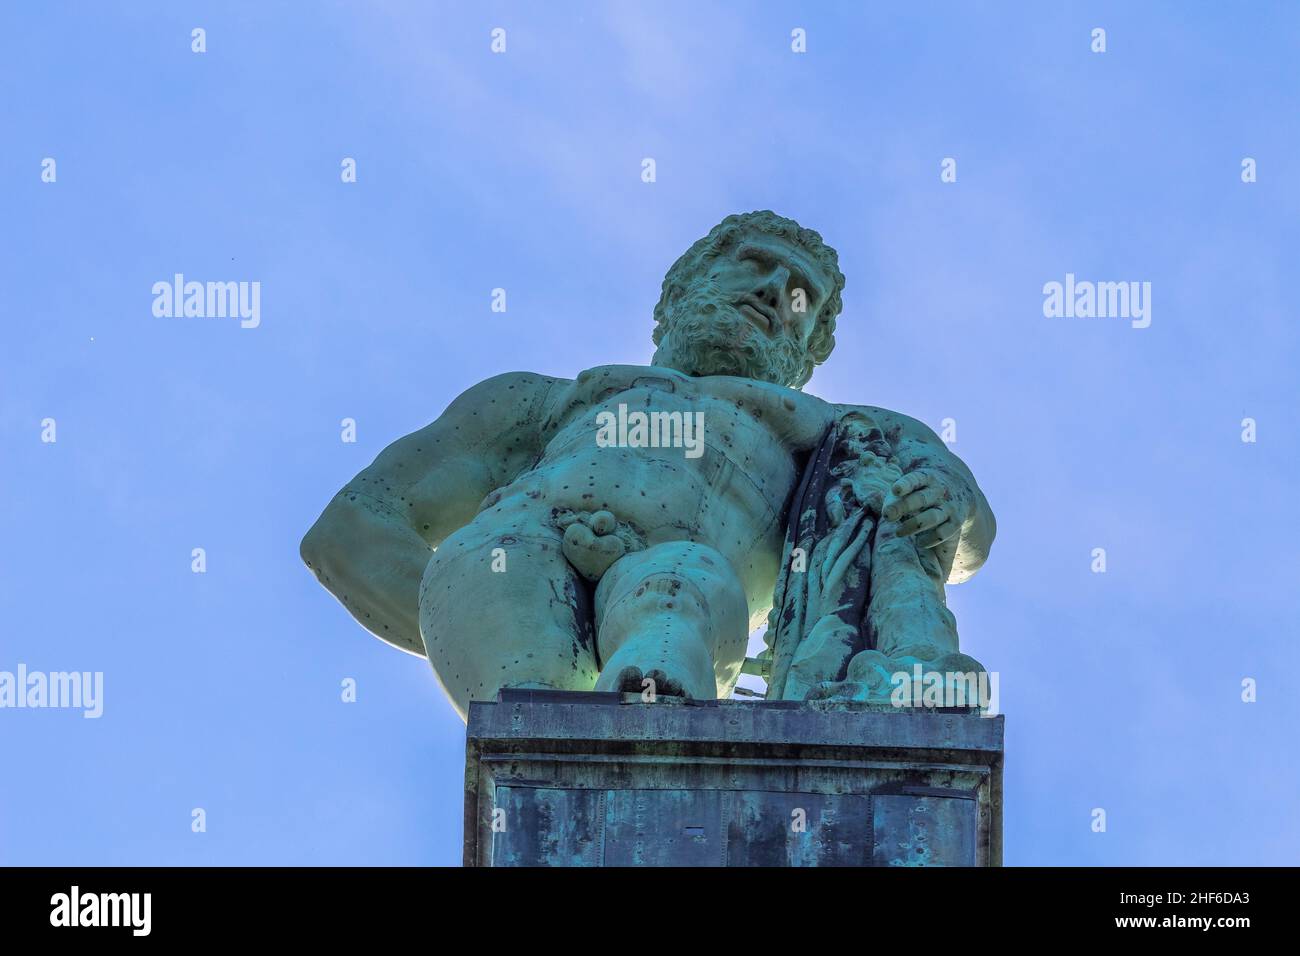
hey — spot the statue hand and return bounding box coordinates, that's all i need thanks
[882,469,971,550]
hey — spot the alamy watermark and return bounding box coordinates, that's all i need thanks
[596,403,705,459]
[890,664,1000,716]
[50,886,150,936]
[152,273,260,328]
[1042,273,1151,328]
[0,664,103,718]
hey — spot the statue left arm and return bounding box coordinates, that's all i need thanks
[834,405,996,584]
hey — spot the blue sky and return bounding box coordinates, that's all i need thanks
[2,1,1297,865]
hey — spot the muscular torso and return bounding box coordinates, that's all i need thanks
[491,364,835,623]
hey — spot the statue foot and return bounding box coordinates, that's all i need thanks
[594,633,716,701]
[603,665,692,700]
[807,650,990,709]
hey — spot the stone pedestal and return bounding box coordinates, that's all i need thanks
[464,689,1003,867]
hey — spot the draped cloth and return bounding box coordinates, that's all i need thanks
[763,410,954,701]
[765,419,873,700]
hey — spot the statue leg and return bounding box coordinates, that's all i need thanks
[867,526,959,661]
[818,528,985,706]
[592,541,749,700]
[418,507,597,721]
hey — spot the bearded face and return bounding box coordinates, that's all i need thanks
[654,274,811,387]
[652,232,834,389]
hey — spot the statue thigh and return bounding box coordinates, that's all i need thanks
[418,506,598,721]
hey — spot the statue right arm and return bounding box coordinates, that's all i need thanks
[299,371,563,656]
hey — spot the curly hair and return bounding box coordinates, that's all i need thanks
[651,210,846,388]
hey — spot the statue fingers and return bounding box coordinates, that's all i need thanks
[896,507,947,538]
[916,518,961,549]
[883,484,944,522]
[890,471,930,499]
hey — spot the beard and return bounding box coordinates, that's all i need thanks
[654,280,809,387]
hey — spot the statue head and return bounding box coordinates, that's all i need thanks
[651,210,845,389]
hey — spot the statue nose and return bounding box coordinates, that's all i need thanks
[756,265,790,305]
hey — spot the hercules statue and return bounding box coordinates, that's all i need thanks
[301,211,996,720]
